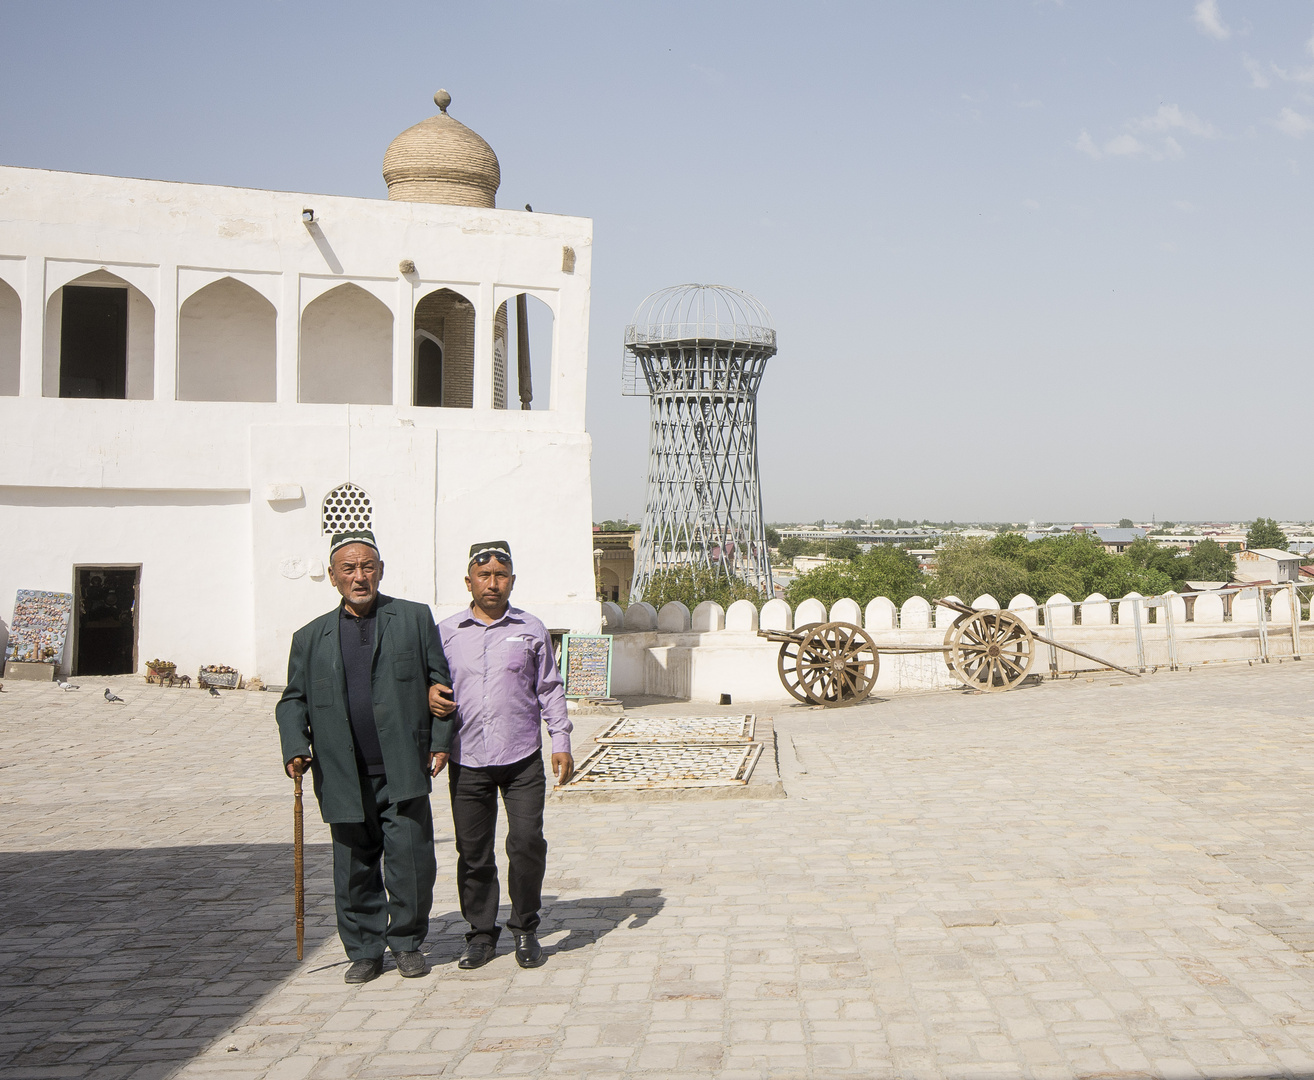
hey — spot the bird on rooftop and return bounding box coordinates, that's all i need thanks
[208,687,221,697]
[104,688,125,703]
[58,681,79,691]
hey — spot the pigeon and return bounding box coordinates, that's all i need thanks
[58,681,79,691]
[104,688,125,703]
[208,687,221,697]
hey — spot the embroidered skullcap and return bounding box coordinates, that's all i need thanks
[468,540,512,566]
[329,530,380,559]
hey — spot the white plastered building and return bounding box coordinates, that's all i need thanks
[0,91,598,682]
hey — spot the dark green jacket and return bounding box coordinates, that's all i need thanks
[275,594,452,823]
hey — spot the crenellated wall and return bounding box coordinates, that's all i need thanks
[599,585,1311,702]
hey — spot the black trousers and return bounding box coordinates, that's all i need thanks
[448,751,548,945]
[328,772,436,961]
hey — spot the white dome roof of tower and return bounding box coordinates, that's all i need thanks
[383,90,501,208]
[625,284,776,350]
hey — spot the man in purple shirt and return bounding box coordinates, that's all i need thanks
[433,540,573,970]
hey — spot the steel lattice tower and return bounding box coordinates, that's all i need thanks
[623,284,776,601]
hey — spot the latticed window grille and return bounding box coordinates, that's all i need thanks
[321,483,373,536]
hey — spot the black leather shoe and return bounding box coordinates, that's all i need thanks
[457,941,496,970]
[344,957,383,984]
[393,950,428,978]
[514,932,544,969]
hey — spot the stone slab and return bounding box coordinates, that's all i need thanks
[3,660,56,681]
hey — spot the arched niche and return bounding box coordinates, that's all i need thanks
[493,292,555,410]
[178,277,276,402]
[598,565,621,603]
[299,283,392,405]
[413,287,475,408]
[0,278,19,396]
[413,330,444,407]
[44,270,155,399]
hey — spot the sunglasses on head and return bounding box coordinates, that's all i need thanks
[470,550,512,567]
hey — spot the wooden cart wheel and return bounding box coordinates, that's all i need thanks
[795,621,879,707]
[947,609,1034,692]
[777,623,820,705]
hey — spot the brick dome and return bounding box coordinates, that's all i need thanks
[383,90,500,208]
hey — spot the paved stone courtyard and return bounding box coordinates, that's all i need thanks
[4,661,1314,1079]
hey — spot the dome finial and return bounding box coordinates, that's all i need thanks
[434,89,451,114]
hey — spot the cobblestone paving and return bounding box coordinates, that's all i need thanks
[4,661,1314,1078]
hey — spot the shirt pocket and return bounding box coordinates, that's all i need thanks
[392,649,418,681]
[503,639,534,675]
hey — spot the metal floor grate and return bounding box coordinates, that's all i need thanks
[594,714,755,744]
[568,743,764,788]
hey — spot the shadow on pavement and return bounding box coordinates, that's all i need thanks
[422,887,665,964]
[0,842,335,1079]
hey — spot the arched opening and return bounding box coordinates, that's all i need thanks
[413,332,444,407]
[321,483,374,536]
[598,566,621,604]
[0,279,19,396]
[413,288,475,408]
[44,270,155,399]
[493,292,555,410]
[178,277,277,402]
[299,284,392,404]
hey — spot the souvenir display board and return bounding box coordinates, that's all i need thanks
[561,634,612,699]
[4,590,73,665]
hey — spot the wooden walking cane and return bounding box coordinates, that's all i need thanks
[293,770,304,961]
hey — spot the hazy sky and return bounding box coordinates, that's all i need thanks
[4,1,1312,523]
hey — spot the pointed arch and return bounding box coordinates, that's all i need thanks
[300,283,392,404]
[413,287,474,408]
[413,329,444,407]
[0,278,18,396]
[178,277,277,402]
[494,292,555,410]
[45,270,154,399]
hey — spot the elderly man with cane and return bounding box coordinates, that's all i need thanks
[434,540,573,971]
[277,529,455,984]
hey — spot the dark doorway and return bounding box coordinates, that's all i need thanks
[414,336,444,406]
[74,566,139,676]
[60,286,128,399]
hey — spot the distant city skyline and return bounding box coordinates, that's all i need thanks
[3,2,1311,520]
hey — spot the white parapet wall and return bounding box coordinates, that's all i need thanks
[606,586,1312,703]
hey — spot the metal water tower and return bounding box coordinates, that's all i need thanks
[623,284,776,600]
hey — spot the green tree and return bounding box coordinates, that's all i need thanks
[777,537,810,559]
[1118,518,1134,529]
[935,532,1177,602]
[785,546,929,610]
[1246,517,1288,551]
[1183,538,1234,582]
[932,538,1030,602]
[639,565,763,611]
[826,538,861,561]
[764,526,781,548]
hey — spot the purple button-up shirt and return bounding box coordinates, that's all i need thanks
[438,605,571,767]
